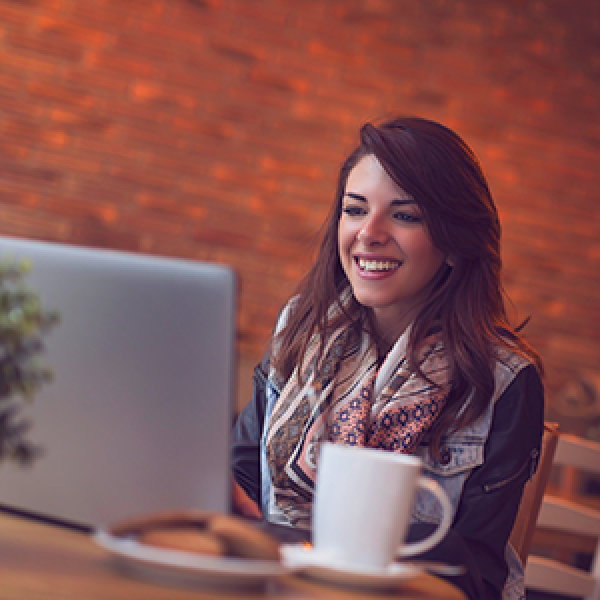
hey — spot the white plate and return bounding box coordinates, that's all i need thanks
[93,529,294,589]
[280,543,422,590]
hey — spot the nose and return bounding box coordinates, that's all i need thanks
[357,213,389,246]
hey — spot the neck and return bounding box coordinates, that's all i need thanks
[372,310,413,362]
[374,310,413,345]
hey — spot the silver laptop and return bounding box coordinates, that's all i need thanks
[0,235,236,530]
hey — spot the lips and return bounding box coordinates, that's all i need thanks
[356,257,401,272]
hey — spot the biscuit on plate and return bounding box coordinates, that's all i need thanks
[139,527,225,557]
[207,514,280,561]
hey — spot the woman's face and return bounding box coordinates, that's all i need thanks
[338,154,446,336]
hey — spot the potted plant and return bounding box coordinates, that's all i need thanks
[0,257,59,465]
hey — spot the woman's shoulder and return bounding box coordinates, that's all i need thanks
[490,351,544,450]
[492,345,541,405]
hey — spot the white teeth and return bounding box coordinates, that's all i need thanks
[358,258,400,272]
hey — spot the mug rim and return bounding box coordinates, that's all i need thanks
[320,441,422,467]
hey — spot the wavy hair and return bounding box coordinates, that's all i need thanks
[271,116,542,454]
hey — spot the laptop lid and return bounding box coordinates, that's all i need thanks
[0,236,236,530]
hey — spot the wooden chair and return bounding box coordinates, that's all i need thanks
[509,422,560,565]
[525,432,600,599]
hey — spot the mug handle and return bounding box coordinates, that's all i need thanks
[396,475,453,558]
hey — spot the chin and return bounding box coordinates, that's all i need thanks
[352,293,394,310]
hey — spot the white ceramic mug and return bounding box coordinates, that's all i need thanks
[313,442,452,569]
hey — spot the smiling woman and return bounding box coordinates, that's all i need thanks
[338,154,446,350]
[230,116,545,600]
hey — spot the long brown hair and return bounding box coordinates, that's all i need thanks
[271,116,542,453]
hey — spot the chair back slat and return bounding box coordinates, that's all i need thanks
[525,427,600,599]
[553,434,600,474]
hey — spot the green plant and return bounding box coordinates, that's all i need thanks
[0,258,59,465]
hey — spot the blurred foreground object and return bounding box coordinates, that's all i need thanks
[0,257,59,465]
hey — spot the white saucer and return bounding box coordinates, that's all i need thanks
[280,543,422,590]
[93,529,293,589]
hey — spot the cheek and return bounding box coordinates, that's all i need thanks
[337,224,356,277]
[404,232,443,266]
[337,221,352,255]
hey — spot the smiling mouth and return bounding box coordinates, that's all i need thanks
[357,258,401,272]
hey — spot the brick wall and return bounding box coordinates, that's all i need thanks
[0,0,598,433]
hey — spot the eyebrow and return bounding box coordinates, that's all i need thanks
[344,192,416,206]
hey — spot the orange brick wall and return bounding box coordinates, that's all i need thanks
[0,0,598,430]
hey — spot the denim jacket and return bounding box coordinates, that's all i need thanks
[232,340,544,600]
[412,349,540,599]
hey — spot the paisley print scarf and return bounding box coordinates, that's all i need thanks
[265,296,452,528]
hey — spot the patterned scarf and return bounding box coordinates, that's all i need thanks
[265,296,452,528]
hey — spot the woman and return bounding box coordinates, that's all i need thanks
[231,116,544,599]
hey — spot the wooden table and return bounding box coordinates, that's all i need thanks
[0,512,466,600]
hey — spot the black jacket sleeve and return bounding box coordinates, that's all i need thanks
[230,352,269,507]
[449,364,545,597]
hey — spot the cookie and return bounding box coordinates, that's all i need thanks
[207,514,280,560]
[110,510,214,538]
[139,527,225,557]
